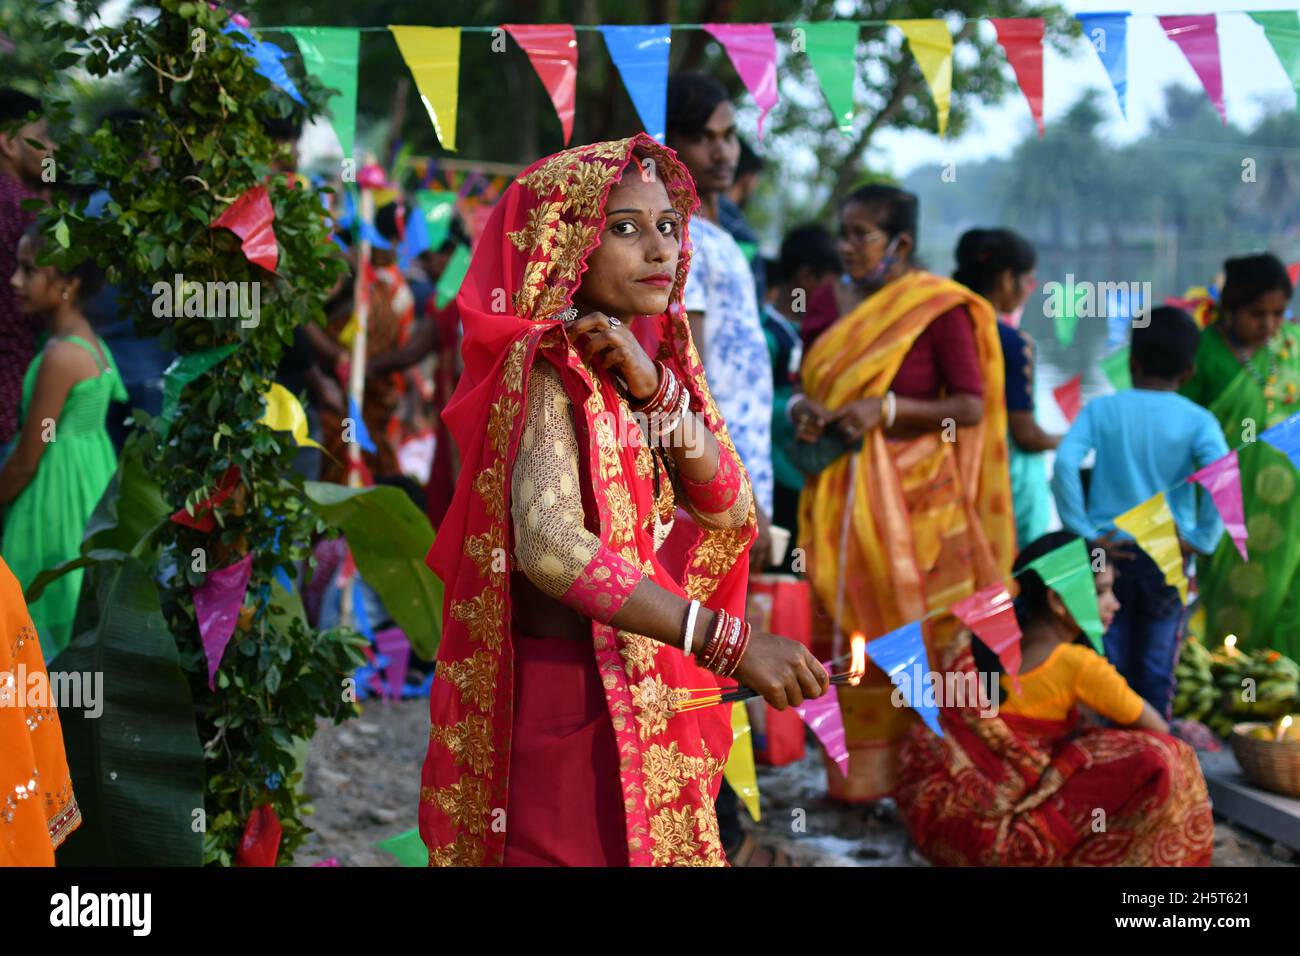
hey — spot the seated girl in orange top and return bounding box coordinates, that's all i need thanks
[895,531,1211,866]
[990,532,1166,731]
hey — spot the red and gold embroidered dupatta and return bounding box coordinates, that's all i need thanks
[419,134,756,867]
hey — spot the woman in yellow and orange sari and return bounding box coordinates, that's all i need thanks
[790,185,1014,799]
[0,555,81,865]
[418,134,827,867]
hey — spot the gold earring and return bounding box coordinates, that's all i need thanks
[61,288,69,301]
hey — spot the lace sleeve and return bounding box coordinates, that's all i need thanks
[676,438,753,530]
[511,361,643,622]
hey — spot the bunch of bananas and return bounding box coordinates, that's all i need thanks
[1174,639,1300,738]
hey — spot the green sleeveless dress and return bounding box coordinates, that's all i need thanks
[1,335,126,662]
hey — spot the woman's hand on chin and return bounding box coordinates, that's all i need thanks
[566,311,660,400]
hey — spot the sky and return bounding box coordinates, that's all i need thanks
[873,0,1300,176]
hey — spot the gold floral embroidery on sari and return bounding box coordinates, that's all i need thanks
[629,674,688,741]
[507,200,562,255]
[551,221,597,280]
[473,464,506,521]
[422,776,493,834]
[617,631,660,679]
[450,589,506,651]
[642,741,707,809]
[648,805,698,866]
[438,649,497,712]
[428,833,486,867]
[487,395,521,456]
[428,713,494,775]
[502,338,529,393]
[464,527,504,582]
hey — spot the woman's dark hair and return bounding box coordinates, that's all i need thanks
[1220,253,1293,314]
[840,183,919,251]
[666,72,731,137]
[970,530,1086,697]
[0,87,41,127]
[952,228,1036,297]
[20,223,103,301]
[772,224,841,285]
[1131,305,1200,380]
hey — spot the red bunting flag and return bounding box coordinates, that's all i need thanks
[170,465,241,532]
[210,184,278,272]
[504,24,578,145]
[1187,450,1248,562]
[1159,15,1226,125]
[991,18,1045,137]
[703,23,779,139]
[235,804,282,867]
[951,584,1024,691]
[1053,373,1083,424]
[1288,261,1300,288]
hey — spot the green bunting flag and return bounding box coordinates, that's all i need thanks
[1026,537,1104,652]
[1100,346,1132,391]
[160,344,239,438]
[417,190,457,251]
[1250,12,1300,109]
[799,21,859,133]
[374,828,427,867]
[434,242,472,309]
[287,27,360,161]
[1053,287,1081,348]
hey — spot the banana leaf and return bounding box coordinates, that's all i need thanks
[304,482,441,660]
[52,556,205,866]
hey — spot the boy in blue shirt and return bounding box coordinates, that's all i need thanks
[1052,306,1228,718]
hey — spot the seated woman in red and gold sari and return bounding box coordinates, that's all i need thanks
[418,134,828,867]
[895,532,1214,866]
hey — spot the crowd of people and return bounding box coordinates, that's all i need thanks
[3,60,1299,868]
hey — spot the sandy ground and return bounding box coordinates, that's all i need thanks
[297,698,1297,868]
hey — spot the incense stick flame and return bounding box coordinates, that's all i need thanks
[849,633,866,686]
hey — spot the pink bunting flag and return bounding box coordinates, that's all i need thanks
[210,184,279,272]
[702,23,779,140]
[951,583,1023,693]
[313,857,340,867]
[374,627,411,700]
[1188,450,1248,561]
[194,553,253,690]
[991,18,1045,137]
[504,24,578,145]
[1159,15,1226,125]
[794,671,848,776]
[1053,373,1083,424]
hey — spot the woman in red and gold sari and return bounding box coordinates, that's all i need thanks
[896,532,1213,866]
[418,134,827,867]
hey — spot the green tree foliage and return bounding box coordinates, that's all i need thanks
[39,0,369,865]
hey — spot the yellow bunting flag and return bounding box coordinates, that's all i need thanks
[722,701,761,822]
[888,19,953,137]
[389,26,461,151]
[1114,492,1189,603]
[260,382,324,450]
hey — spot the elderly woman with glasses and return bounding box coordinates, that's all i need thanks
[786,184,1015,800]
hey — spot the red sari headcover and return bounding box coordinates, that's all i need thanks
[419,134,757,866]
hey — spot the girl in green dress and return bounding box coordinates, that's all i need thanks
[1,227,125,661]
[1181,253,1300,659]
